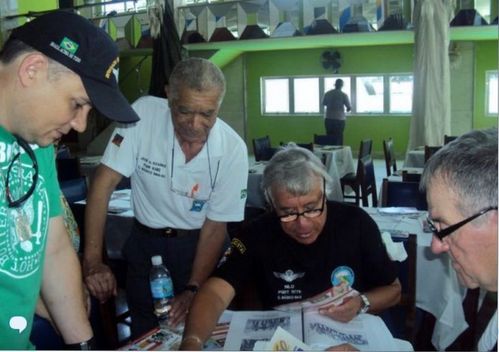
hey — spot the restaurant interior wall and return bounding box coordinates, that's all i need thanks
[244,44,417,159]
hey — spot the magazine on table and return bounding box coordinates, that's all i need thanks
[223,286,399,351]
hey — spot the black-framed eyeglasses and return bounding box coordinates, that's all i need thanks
[277,179,326,223]
[6,137,39,208]
[427,206,498,240]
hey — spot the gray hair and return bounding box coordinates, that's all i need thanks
[420,128,498,216]
[168,57,226,105]
[262,143,332,206]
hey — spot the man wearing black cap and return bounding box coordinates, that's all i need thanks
[0,10,139,349]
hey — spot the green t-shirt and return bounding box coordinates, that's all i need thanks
[0,127,61,349]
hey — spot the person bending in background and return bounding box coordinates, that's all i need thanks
[0,10,139,349]
[420,128,497,351]
[179,144,400,350]
[322,79,351,145]
[83,57,249,338]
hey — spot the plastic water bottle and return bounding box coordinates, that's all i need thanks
[149,255,174,328]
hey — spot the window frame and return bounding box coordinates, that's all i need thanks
[485,70,498,116]
[261,73,413,117]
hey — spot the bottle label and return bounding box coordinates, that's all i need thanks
[150,278,174,299]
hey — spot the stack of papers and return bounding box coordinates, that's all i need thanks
[378,207,421,215]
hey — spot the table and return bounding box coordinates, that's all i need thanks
[99,191,468,350]
[364,207,468,350]
[404,148,425,168]
[313,145,355,181]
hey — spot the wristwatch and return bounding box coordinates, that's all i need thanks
[358,294,370,314]
[66,337,95,350]
[184,284,199,294]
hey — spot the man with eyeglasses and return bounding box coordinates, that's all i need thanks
[83,57,248,338]
[179,144,401,350]
[420,128,498,351]
[0,11,140,349]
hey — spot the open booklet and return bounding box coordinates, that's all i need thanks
[223,310,400,351]
[223,286,400,351]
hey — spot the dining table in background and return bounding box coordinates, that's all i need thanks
[404,147,425,168]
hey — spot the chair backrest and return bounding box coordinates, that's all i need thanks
[358,155,378,207]
[358,139,373,159]
[383,138,397,177]
[313,134,336,146]
[424,145,441,163]
[56,157,81,182]
[444,135,458,145]
[60,177,88,203]
[381,178,428,210]
[381,234,417,345]
[252,136,273,161]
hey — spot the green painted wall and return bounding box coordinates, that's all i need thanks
[245,45,414,159]
[474,40,499,129]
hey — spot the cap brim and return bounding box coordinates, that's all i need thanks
[81,77,140,123]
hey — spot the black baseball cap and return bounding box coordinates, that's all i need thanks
[9,10,139,123]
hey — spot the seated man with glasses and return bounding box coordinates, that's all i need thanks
[83,57,248,338]
[420,128,498,351]
[179,143,401,350]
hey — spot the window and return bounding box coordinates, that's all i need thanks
[263,78,289,113]
[261,73,413,116]
[356,76,383,113]
[294,78,319,113]
[389,75,413,113]
[486,71,498,116]
[103,0,147,14]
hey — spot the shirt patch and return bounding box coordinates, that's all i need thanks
[112,133,124,147]
[231,238,246,254]
[190,199,205,212]
[240,189,247,199]
[331,266,355,287]
[273,270,305,283]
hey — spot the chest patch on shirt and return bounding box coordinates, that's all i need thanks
[273,269,305,283]
[331,266,355,287]
[112,133,124,147]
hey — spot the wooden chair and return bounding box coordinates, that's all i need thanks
[401,170,421,183]
[252,136,276,162]
[340,139,373,205]
[358,155,378,207]
[381,178,428,210]
[424,145,441,163]
[383,138,398,177]
[313,134,336,146]
[444,135,458,144]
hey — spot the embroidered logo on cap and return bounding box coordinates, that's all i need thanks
[60,37,79,55]
[49,37,81,63]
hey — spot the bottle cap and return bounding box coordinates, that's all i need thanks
[151,255,163,266]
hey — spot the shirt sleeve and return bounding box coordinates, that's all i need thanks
[213,229,255,293]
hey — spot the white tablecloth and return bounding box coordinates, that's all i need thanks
[404,149,425,168]
[364,207,468,350]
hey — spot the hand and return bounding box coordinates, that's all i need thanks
[179,335,203,351]
[318,295,361,323]
[82,260,117,303]
[325,343,359,351]
[167,290,197,327]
